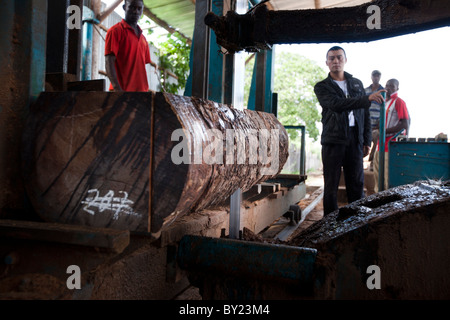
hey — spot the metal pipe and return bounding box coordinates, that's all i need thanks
[301,125,306,176]
[81,5,100,81]
[91,0,102,80]
[378,91,386,191]
[82,20,93,80]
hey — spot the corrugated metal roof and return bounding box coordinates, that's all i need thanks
[143,0,372,40]
[143,0,196,38]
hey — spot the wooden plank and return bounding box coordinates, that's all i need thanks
[241,184,262,202]
[67,79,105,91]
[0,219,130,253]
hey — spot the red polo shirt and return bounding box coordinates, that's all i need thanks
[377,92,409,152]
[105,19,151,92]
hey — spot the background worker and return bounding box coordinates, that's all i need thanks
[314,46,385,215]
[105,0,157,92]
[373,78,410,192]
[365,70,384,171]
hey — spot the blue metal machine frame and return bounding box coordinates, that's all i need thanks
[389,141,450,188]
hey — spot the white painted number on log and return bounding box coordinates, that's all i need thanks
[81,189,141,220]
[366,265,381,290]
[66,265,81,290]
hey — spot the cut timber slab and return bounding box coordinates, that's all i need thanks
[0,219,130,253]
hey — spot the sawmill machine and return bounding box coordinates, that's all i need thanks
[176,0,450,300]
[0,0,449,300]
[0,0,305,299]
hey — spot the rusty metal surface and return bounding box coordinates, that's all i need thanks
[290,180,450,248]
[293,180,450,299]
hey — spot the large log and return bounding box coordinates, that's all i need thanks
[22,92,288,237]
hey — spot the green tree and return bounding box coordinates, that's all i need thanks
[274,52,325,141]
[156,32,191,94]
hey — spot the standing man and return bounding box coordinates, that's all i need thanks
[373,79,410,192]
[365,70,384,171]
[105,0,156,92]
[314,46,385,215]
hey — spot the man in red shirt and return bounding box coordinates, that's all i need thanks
[105,0,155,92]
[373,78,410,192]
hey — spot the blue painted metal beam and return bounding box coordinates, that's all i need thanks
[185,0,224,102]
[186,0,258,104]
[247,49,274,113]
[177,235,317,284]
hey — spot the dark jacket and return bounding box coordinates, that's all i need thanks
[314,72,372,146]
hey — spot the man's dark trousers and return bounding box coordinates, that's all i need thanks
[321,127,365,215]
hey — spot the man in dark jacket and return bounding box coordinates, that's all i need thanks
[314,46,385,215]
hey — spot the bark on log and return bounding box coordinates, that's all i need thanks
[22,92,288,237]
